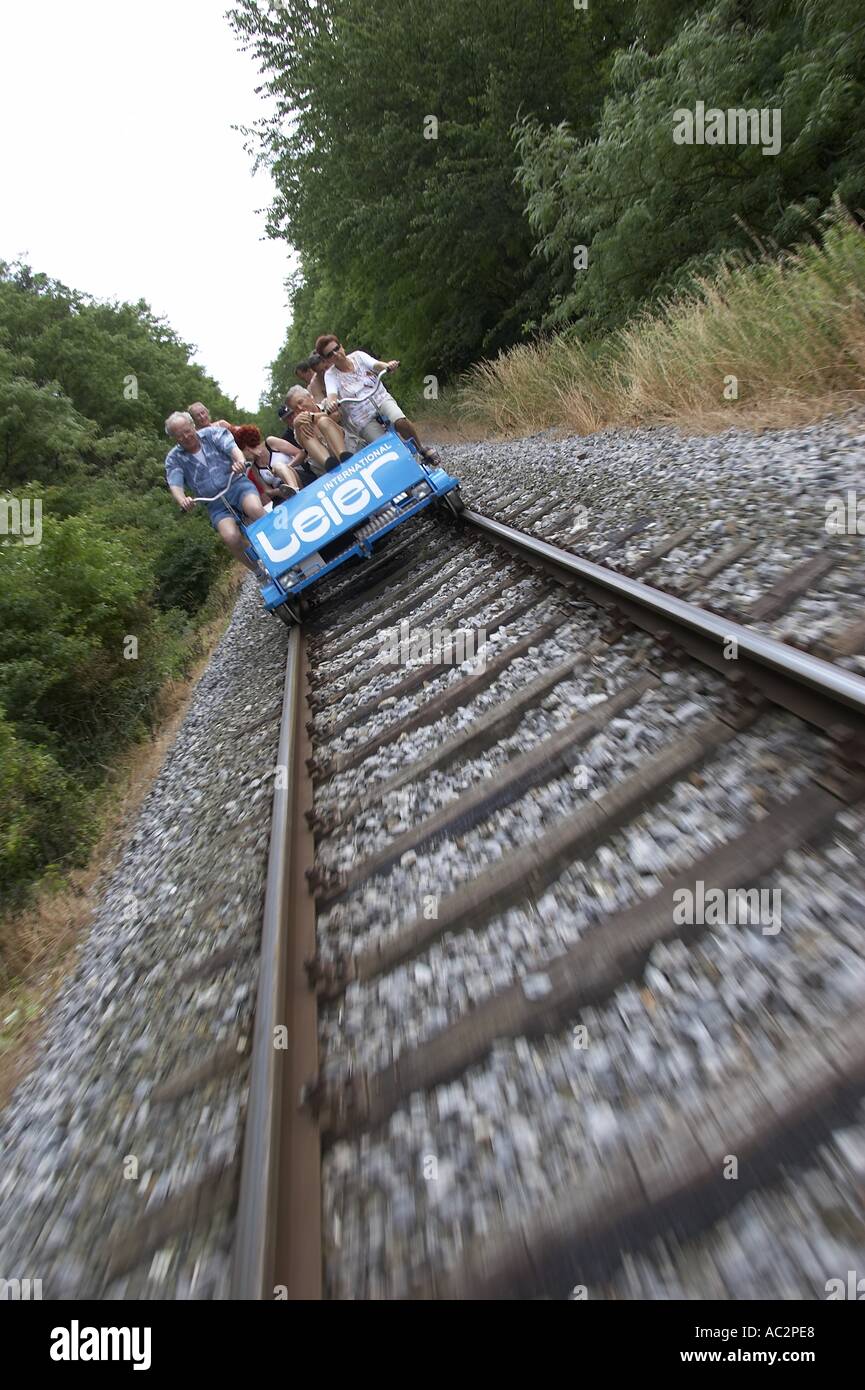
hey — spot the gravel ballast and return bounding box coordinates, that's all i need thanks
[444,413,865,666]
[0,579,286,1299]
[4,410,865,1302]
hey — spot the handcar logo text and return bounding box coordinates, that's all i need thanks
[257,451,398,565]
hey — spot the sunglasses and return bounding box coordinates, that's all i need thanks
[321,345,340,358]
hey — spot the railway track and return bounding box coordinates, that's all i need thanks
[233,502,865,1300]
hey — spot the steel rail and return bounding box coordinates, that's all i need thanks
[233,507,864,1300]
[232,626,321,1298]
[464,509,865,717]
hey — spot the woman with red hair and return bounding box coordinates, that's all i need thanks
[231,424,315,502]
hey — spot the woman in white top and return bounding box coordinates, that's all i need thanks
[315,334,441,464]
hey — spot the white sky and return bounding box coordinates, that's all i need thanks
[0,0,293,409]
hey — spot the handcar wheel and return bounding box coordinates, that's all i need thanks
[274,599,302,627]
[444,489,466,517]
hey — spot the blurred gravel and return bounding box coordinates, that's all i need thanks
[322,803,865,1299]
[0,579,286,1298]
[445,413,865,668]
[5,412,865,1304]
[319,711,829,1081]
[314,414,865,1299]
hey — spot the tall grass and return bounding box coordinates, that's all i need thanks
[457,212,865,437]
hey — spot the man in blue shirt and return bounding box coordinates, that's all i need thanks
[164,411,267,576]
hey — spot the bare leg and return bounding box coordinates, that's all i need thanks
[395,417,423,447]
[361,412,426,450]
[294,418,329,472]
[269,460,300,492]
[216,516,258,572]
[315,415,346,457]
[394,415,441,464]
[214,492,267,573]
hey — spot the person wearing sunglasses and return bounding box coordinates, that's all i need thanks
[314,335,441,464]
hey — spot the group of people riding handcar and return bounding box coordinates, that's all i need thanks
[163,334,441,581]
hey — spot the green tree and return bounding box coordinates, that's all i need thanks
[0,261,239,909]
[230,0,623,386]
[0,709,88,910]
[0,373,92,484]
[0,262,241,449]
[514,0,865,332]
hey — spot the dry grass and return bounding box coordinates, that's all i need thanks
[414,414,491,444]
[409,391,491,443]
[0,567,244,1107]
[458,212,865,438]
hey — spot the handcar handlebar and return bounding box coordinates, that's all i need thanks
[190,483,233,503]
[187,469,246,508]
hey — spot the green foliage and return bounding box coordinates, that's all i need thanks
[0,709,88,907]
[515,0,865,332]
[0,263,238,911]
[458,213,865,434]
[233,0,865,392]
[0,514,144,741]
[0,372,92,486]
[153,522,222,615]
[0,262,240,438]
[230,0,618,393]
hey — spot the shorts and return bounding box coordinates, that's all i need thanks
[206,477,258,529]
[352,389,406,444]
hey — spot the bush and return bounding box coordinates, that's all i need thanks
[0,710,89,912]
[0,514,148,749]
[459,213,865,435]
[153,523,223,614]
[0,261,243,919]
